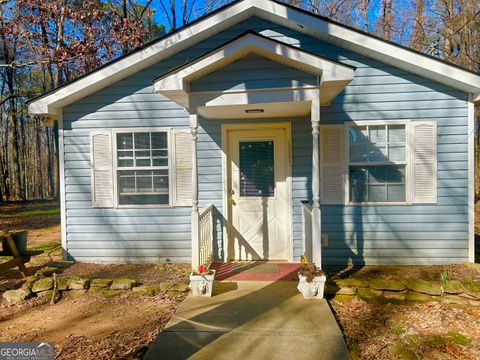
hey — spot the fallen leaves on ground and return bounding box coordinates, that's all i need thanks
[331,298,480,359]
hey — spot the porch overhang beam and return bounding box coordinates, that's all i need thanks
[153,32,354,111]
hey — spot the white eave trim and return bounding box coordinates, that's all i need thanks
[153,32,354,108]
[28,0,480,117]
[252,0,480,94]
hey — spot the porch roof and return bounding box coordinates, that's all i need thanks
[153,31,355,118]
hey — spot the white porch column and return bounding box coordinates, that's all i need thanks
[311,92,322,269]
[190,113,200,268]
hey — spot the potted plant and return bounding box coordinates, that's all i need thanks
[297,263,326,299]
[189,265,216,297]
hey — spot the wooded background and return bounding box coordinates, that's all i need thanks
[0,0,479,202]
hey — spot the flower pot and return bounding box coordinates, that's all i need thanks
[2,230,28,255]
[189,269,216,297]
[297,273,327,299]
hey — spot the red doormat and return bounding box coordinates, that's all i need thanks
[210,262,301,281]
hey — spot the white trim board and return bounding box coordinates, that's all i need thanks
[58,112,68,259]
[28,0,480,117]
[468,94,475,263]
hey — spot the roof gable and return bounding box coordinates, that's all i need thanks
[153,31,354,110]
[28,0,480,117]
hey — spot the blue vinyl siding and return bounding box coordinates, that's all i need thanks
[62,16,469,264]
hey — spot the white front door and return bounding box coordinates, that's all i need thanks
[226,125,290,261]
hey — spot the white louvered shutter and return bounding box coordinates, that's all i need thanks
[320,125,345,204]
[173,129,193,206]
[411,121,437,203]
[90,130,114,208]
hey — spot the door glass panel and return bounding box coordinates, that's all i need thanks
[239,140,275,197]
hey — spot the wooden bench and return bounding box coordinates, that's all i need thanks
[0,231,42,277]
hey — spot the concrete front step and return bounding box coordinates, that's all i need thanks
[145,281,350,360]
[210,262,301,281]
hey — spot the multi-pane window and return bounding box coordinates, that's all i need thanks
[116,131,169,206]
[348,124,407,203]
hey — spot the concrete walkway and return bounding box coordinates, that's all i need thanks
[145,281,351,360]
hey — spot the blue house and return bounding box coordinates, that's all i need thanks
[28,0,480,267]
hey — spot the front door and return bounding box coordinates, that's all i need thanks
[226,125,290,261]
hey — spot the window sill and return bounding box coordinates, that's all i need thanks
[114,204,174,209]
[345,202,410,206]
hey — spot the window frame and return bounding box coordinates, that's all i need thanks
[344,120,412,206]
[113,128,173,209]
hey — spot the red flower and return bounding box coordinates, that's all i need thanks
[197,265,208,274]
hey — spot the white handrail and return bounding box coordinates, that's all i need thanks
[198,204,214,268]
[301,202,313,264]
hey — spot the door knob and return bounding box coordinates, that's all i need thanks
[228,198,236,206]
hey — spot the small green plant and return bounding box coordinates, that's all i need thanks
[392,324,406,335]
[440,263,453,295]
[440,271,448,286]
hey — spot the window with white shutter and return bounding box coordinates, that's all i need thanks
[344,120,438,205]
[114,130,170,206]
[90,130,114,208]
[320,125,345,204]
[173,129,193,206]
[347,123,407,204]
[411,121,437,203]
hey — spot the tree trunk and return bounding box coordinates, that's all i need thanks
[381,0,393,41]
[410,0,425,51]
[442,0,455,62]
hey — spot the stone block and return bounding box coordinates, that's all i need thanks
[90,279,113,288]
[404,279,442,296]
[337,287,357,295]
[20,276,39,290]
[110,278,138,290]
[35,267,59,277]
[56,277,69,291]
[67,278,90,290]
[32,277,53,293]
[62,289,87,298]
[369,279,406,291]
[443,280,465,294]
[462,282,480,300]
[101,289,124,297]
[383,291,406,301]
[132,285,163,296]
[439,294,470,305]
[406,292,437,303]
[357,288,381,302]
[2,288,31,305]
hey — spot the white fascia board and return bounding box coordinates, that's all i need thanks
[28,0,255,116]
[154,33,354,94]
[467,94,475,262]
[252,0,480,94]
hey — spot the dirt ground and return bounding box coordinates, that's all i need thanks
[0,292,185,359]
[332,298,480,359]
[328,262,480,359]
[0,200,61,247]
[0,200,190,359]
